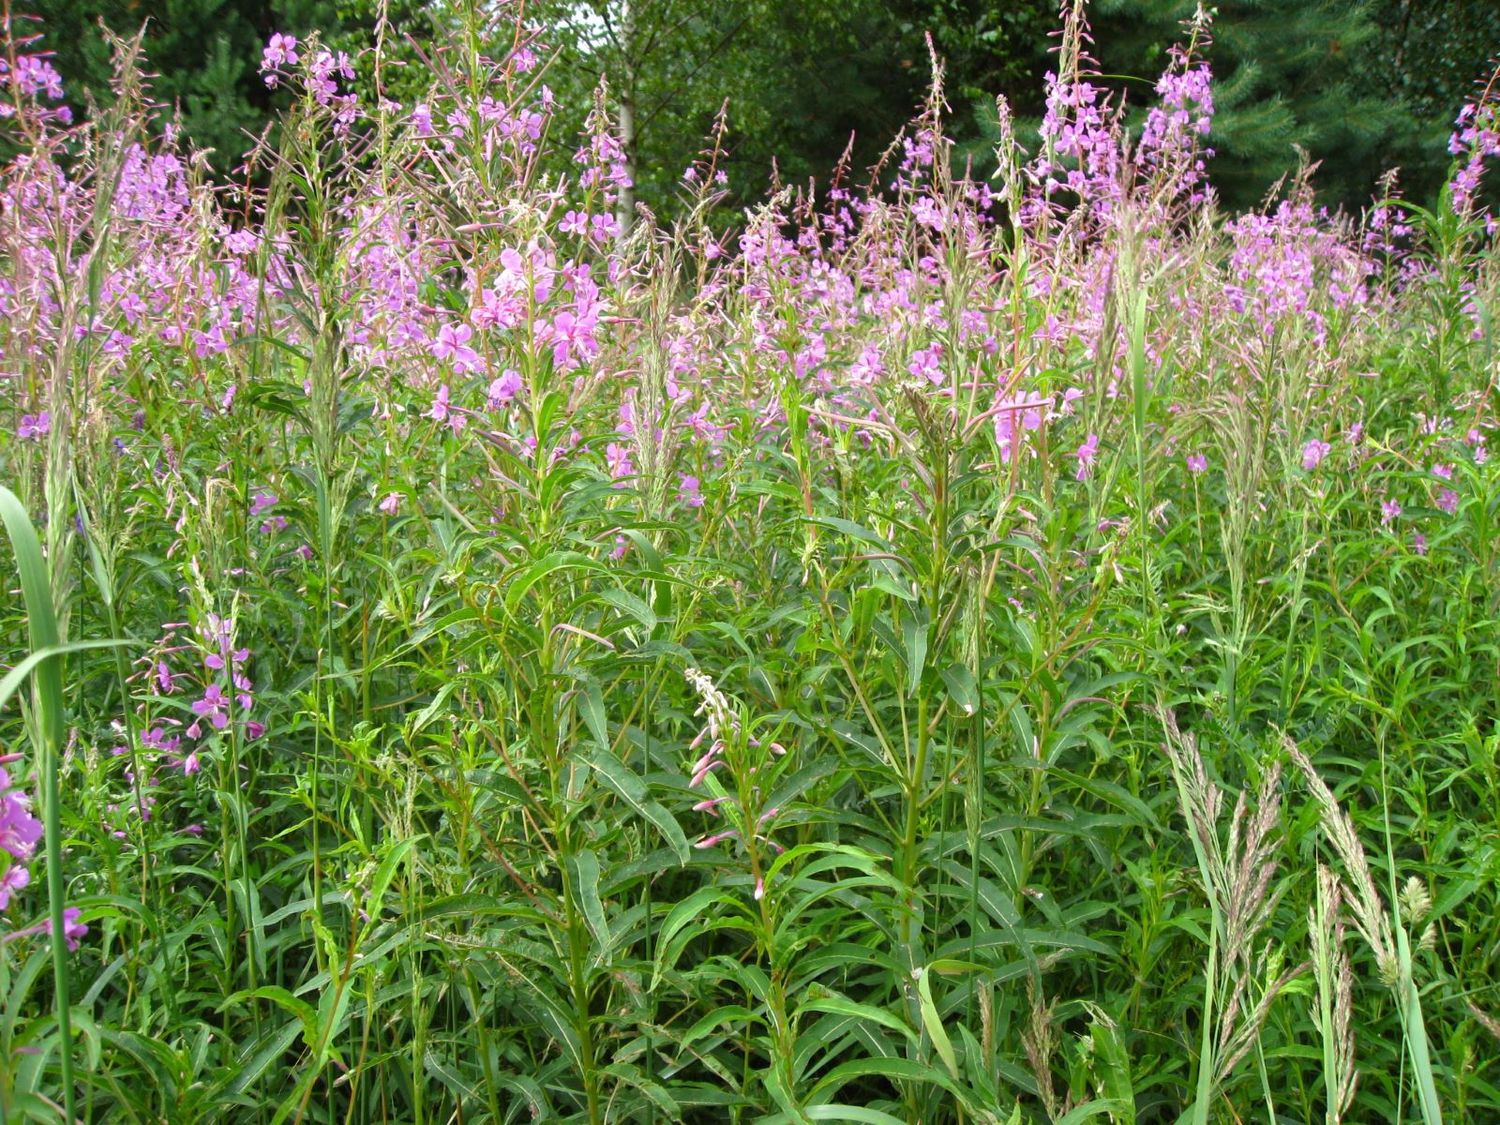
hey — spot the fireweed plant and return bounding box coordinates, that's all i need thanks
[0,1,1497,1121]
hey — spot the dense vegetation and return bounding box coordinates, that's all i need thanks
[1,2,1499,1122]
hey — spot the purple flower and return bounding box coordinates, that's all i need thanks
[605,442,634,486]
[430,323,483,374]
[141,726,180,755]
[0,865,29,910]
[679,474,704,508]
[1437,488,1459,514]
[49,907,87,952]
[993,393,1047,463]
[262,33,299,68]
[260,33,299,87]
[1431,463,1453,480]
[1186,453,1208,474]
[249,491,278,517]
[191,685,231,731]
[1301,439,1331,471]
[1075,433,1099,481]
[17,412,49,441]
[378,492,402,516]
[0,792,41,862]
[487,369,523,408]
[907,344,943,385]
[1381,499,1402,525]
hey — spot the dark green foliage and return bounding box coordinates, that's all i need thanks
[24,0,1500,210]
[1369,0,1500,202]
[32,0,342,167]
[1087,0,1397,208]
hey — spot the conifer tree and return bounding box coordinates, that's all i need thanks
[1090,0,1422,209]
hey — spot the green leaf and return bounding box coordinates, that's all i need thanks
[653,886,737,988]
[797,994,916,1046]
[902,610,928,696]
[804,1106,909,1125]
[0,640,134,714]
[568,849,612,958]
[914,966,959,1078]
[939,663,979,715]
[505,551,608,612]
[366,835,422,923]
[587,747,690,864]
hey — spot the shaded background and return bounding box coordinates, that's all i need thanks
[28,0,1500,214]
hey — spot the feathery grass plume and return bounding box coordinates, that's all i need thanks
[1310,863,1359,1123]
[1021,974,1064,1120]
[1158,708,1303,1120]
[1282,738,1398,983]
[1466,1002,1500,1043]
[1285,734,1445,1123]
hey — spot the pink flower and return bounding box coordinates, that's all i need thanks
[487,369,523,408]
[1186,453,1208,474]
[679,474,703,508]
[1437,488,1459,514]
[0,791,41,862]
[1074,433,1099,481]
[1381,499,1402,525]
[191,685,231,731]
[49,906,87,951]
[17,413,49,441]
[260,33,299,86]
[430,323,483,374]
[907,344,943,385]
[605,442,634,485]
[262,33,299,68]
[993,392,1048,463]
[0,865,29,910]
[1301,439,1331,471]
[378,492,402,515]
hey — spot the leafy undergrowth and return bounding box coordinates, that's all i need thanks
[0,5,1498,1123]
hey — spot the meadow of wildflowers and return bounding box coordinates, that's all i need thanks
[0,2,1498,1122]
